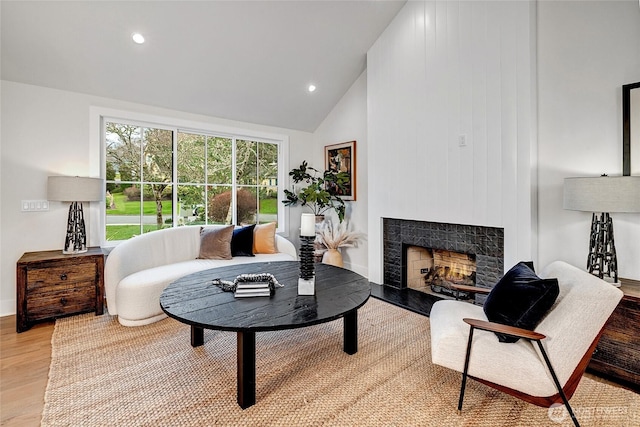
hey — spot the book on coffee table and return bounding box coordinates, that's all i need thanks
[234,282,272,298]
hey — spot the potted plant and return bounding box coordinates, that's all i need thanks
[283,161,350,222]
[316,219,365,267]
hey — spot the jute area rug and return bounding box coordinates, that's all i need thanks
[42,298,638,427]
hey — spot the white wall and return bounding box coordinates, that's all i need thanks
[0,80,313,316]
[312,71,368,277]
[537,0,640,280]
[0,75,3,308]
[367,1,537,284]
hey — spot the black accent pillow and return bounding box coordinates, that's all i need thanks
[521,260,535,272]
[483,262,559,343]
[231,224,256,257]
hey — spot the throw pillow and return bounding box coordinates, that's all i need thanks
[197,225,234,260]
[521,260,535,272]
[231,224,256,257]
[483,261,559,343]
[253,222,277,254]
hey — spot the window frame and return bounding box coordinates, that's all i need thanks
[90,107,289,248]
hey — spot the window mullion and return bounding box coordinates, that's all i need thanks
[172,128,178,228]
[204,136,209,225]
[139,126,145,236]
[232,137,237,225]
[255,144,260,224]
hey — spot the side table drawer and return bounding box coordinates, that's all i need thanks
[27,283,96,321]
[26,262,97,290]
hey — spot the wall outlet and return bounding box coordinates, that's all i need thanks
[458,134,467,147]
[21,200,49,211]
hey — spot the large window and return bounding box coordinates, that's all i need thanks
[105,120,282,242]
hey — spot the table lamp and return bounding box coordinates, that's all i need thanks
[564,175,640,284]
[48,176,104,254]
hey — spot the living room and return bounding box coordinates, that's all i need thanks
[2,1,639,426]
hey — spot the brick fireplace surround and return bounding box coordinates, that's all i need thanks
[378,218,504,310]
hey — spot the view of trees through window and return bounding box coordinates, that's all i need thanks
[105,121,280,242]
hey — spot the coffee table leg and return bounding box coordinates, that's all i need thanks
[343,309,358,355]
[191,326,204,347]
[237,331,256,409]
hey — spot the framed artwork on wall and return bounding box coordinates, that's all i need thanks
[622,81,640,176]
[325,141,356,201]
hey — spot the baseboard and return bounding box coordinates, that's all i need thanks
[342,261,368,279]
[0,298,16,317]
[619,277,640,287]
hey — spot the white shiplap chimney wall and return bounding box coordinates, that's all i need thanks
[366,1,537,283]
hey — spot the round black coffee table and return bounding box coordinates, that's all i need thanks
[160,261,371,409]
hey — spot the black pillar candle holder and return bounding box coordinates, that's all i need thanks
[299,236,315,279]
[298,235,316,294]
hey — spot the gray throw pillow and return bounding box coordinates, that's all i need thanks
[197,225,234,260]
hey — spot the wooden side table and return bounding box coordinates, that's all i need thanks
[16,247,105,333]
[587,279,640,390]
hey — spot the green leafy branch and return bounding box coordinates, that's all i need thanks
[282,161,350,222]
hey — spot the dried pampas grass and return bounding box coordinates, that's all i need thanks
[317,220,365,250]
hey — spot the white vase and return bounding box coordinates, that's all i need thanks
[322,248,344,268]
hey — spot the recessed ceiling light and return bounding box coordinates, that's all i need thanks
[132,33,145,44]
[308,84,316,93]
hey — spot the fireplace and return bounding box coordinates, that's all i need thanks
[404,245,476,298]
[383,218,503,302]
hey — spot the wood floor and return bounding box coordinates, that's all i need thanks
[0,313,634,426]
[1,316,54,427]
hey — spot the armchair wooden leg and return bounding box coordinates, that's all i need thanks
[458,325,476,412]
[535,340,580,427]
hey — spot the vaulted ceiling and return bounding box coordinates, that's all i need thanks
[1,1,405,132]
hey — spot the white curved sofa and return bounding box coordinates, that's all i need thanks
[105,225,297,327]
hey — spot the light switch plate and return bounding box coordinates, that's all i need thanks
[21,200,49,211]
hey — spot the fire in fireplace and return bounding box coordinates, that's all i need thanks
[405,245,476,299]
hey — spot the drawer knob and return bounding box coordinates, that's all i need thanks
[60,297,68,305]
[60,274,68,281]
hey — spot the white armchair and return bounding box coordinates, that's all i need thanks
[430,261,623,427]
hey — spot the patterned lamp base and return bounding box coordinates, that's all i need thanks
[63,202,88,254]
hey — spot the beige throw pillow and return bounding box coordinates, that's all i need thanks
[253,222,277,254]
[198,225,234,260]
